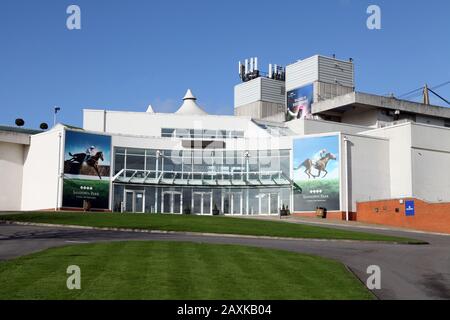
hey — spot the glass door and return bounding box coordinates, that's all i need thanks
[222,192,242,215]
[125,191,133,212]
[192,192,212,215]
[124,190,145,213]
[135,191,144,213]
[259,194,269,214]
[161,191,182,214]
[162,192,171,213]
[222,193,231,215]
[203,192,212,215]
[258,193,279,215]
[173,193,181,214]
[270,193,279,215]
[232,193,242,215]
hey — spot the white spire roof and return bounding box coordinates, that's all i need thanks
[146,104,154,113]
[175,89,208,115]
[183,89,196,100]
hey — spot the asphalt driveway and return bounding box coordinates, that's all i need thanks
[0,222,449,300]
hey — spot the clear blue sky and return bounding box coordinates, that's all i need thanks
[1,0,449,129]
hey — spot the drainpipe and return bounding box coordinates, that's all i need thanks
[56,132,62,211]
[343,136,350,221]
[155,150,161,213]
[245,151,249,181]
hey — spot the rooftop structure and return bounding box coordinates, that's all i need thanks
[175,89,208,115]
[313,91,450,128]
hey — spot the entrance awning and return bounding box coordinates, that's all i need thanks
[112,169,295,188]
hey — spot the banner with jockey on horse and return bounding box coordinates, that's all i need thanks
[292,134,340,212]
[62,130,111,210]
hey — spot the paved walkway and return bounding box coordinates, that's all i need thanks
[238,215,450,237]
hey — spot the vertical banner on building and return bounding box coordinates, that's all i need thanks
[287,84,314,121]
[63,130,111,209]
[293,134,340,212]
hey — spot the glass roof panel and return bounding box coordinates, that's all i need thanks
[114,170,291,186]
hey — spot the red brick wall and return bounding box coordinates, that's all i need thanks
[357,198,450,234]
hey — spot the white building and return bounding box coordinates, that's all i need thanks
[1,55,450,225]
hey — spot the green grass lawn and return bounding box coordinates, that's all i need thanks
[0,212,423,243]
[0,241,374,300]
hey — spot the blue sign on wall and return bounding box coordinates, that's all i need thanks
[405,200,415,216]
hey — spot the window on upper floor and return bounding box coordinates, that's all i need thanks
[161,128,175,137]
[161,128,244,140]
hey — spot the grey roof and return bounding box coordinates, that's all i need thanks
[61,123,83,130]
[312,92,450,119]
[0,125,43,135]
[252,119,296,137]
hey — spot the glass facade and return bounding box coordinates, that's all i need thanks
[113,184,291,216]
[114,148,290,176]
[112,147,291,215]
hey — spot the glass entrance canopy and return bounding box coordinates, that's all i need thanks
[113,168,291,187]
[113,147,293,188]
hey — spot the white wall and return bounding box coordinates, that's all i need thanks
[411,123,450,202]
[362,124,413,199]
[412,149,450,202]
[341,108,379,127]
[234,77,286,108]
[286,56,319,91]
[234,78,261,108]
[341,134,391,211]
[83,109,105,132]
[411,123,450,152]
[286,55,354,91]
[112,133,293,153]
[359,122,450,203]
[0,141,25,211]
[287,118,369,136]
[21,128,64,211]
[83,110,270,139]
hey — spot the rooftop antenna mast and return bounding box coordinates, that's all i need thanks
[423,83,450,106]
[238,57,260,82]
[423,84,430,105]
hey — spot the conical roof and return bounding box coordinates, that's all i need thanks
[175,89,208,115]
[183,89,196,100]
[146,104,155,113]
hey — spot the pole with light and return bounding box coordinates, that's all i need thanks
[54,107,61,126]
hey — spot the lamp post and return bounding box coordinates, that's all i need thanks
[244,151,249,181]
[54,107,61,126]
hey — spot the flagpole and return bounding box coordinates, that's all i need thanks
[54,106,61,127]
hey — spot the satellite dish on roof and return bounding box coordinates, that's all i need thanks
[15,118,25,127]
